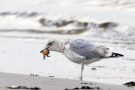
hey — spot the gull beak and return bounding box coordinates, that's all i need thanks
[40,47,48,53]
[40,49,45,54]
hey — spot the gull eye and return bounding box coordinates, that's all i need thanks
[47,41,53,46]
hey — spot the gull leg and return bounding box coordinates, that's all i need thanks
[80,63,84,80]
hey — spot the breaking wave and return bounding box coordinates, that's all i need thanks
[0,12,134,43]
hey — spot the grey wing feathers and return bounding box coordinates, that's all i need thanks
[69,39,109,59]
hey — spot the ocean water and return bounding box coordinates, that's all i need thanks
[0,0,135,85]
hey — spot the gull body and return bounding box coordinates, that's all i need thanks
[42,39,124,80]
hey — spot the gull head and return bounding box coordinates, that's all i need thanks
[41,40,65,53]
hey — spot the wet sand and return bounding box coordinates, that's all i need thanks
[0,72,134,90]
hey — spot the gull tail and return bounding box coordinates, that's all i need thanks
[109,52,124,58]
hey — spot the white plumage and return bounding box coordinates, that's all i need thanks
[42,39,124,80]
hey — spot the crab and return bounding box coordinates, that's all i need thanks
[40,48,50,59]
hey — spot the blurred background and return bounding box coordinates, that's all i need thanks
[0,0,135,85]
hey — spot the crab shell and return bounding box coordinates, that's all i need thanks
[40,48,50,58]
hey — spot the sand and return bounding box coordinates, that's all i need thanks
[0,72,134,90]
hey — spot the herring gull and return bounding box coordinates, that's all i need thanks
[40,39,124,80]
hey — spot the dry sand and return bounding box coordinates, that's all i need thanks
[0,72,134,90]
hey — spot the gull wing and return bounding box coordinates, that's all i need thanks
[69,39,109,59]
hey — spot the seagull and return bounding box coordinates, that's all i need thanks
[41,39,124,80]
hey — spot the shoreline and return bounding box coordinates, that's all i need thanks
[0,72,134,90]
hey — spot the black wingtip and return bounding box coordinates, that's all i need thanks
[110,52,124,57]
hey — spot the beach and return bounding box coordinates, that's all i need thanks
[0,72,134,90]
[0,35,135,85]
